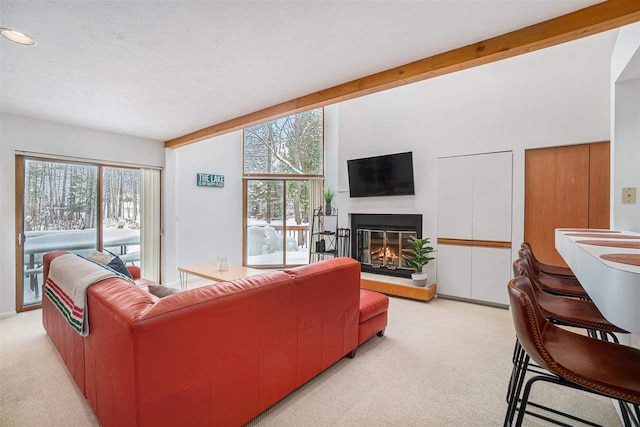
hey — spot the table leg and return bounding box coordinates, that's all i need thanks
[179,270,188,290]
[29,253,40,299]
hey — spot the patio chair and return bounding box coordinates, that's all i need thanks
[247,226,267,256]
[264,225,298,253]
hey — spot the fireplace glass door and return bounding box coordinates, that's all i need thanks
[400,232,417,268]
[357,228,417,272]
[357,229,371,265]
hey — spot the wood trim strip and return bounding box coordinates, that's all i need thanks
[242,179,247,266]
[437,238,512,249]
[165,0,640,148]
[15,155,24,312]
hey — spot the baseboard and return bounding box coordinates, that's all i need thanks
[0,311,17,319]
[437,294,509,309]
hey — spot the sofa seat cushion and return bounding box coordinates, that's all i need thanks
[359,289,389,323]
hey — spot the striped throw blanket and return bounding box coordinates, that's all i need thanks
[44,254,119,336]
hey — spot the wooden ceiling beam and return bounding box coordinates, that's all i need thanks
[165,0,640,149]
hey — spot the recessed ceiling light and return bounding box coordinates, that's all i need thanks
[0,28,35,46]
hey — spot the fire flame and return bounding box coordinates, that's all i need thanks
[371,245,399,264]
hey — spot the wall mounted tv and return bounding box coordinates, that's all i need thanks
[347,152,415,197]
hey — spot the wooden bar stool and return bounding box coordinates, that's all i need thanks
[504,276,640,426]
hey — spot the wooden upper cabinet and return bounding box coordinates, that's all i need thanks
[524,142,610,266]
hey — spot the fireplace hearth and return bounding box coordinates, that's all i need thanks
[351,214,422,278]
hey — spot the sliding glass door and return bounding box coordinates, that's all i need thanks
[19,159,98,308]
[102,167,141,265]
[16,156,158,311]
[244,179,311,267]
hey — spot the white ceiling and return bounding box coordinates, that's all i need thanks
[0,0,606,142]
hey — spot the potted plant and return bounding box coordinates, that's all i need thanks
[402,236,436,287]
[324,186,335,215]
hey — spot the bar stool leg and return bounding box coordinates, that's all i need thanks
[506,340,522,403]
[504,353,530,426]
[617,400,633,427]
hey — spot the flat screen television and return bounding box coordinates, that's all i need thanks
[347,152,415,197]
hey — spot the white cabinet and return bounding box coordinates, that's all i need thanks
[437,156,473,239]
[471,152,513,242]
[436,245,472,299]
[470,247,511,305]
[437,151,513,305]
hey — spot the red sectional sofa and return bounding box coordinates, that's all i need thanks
[42,251,375,426]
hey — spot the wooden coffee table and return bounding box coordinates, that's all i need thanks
[178,263,264,290]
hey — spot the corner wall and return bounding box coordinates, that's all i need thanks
[337,30,616,283]
[169,131,244,282]
[0,113,164,317]
[611,24,640,232]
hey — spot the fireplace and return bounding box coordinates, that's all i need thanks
[351,214,422,278]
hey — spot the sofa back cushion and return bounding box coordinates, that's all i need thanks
[285,257,361,385]
[112,272,298,426]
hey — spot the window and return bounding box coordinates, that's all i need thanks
[244,108,323,176]
[243,109,324,267]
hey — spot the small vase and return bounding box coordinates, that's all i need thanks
[411,272,428,287]
[325,203,332,215]
[217,256,230,271]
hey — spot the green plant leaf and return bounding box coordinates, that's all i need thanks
[401,235,436,273]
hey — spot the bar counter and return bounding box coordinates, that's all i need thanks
[555,229,640,336]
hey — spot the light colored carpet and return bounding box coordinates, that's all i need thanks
[0,297,621,426]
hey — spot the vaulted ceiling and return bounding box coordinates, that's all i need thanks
[0,1,624,143]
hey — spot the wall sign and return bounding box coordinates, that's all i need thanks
[197,173,224,188]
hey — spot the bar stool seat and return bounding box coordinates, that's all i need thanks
[544,327,640,402]
[505,276,640,426]
[519,250,589,299]
[535,292,628,333]
[521,242,575,278]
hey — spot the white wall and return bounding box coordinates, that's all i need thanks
[611,24,640,232]
[162,147,178,284]
[611,23,640,82]
[337,30,616,284]
[613,79,640,231]
[170,131,244,280]
[0,113,164,317]
[324,105,340,207]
